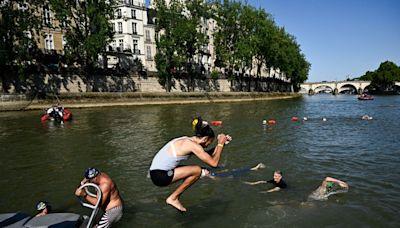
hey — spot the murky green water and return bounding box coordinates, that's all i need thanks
[1,95,400,227]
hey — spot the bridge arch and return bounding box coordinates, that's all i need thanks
[314,85,334,94]
[338,84,358,94]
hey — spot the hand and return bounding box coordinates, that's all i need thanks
[339,182,348,188]
[80,178,88,186]
[225,135,232,144]
[217,134,227,144]
[75,188,86,197]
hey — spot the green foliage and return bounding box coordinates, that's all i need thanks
[50,0,115,72]
[212,0,310,90]
[0,0,44,92]
[154,0,209,91]
[359,61,400,91]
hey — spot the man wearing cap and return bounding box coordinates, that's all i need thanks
[35,201,50,217]
[75,167,123,228]
[309,176,349,199]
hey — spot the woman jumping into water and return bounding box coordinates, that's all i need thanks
[149,117,232,212]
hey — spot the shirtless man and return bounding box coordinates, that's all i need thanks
[75,167,123,228]
[309,177,348,200]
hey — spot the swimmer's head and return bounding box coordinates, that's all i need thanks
[84,167,100,181]
[36,201,50,213]
[192,116,215,147]
[273,170,283,182]
[326,182,334,190]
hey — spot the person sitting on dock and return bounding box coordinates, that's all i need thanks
[35,201,50,217]
[244,170,287,192]
[75,167,123,228]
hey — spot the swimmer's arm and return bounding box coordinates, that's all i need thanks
[191,134,228,167]
[244,180,267,185]
[324,177,349,188]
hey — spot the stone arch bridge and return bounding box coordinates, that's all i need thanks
[300,81,373,95]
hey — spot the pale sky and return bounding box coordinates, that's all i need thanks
[246,0,400,82]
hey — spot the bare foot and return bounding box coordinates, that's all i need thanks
[166,197,187,212]
[251,163,266,171]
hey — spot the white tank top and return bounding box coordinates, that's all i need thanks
[149,136,191,171]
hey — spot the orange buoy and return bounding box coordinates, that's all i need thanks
[267,119,276,125]
[291,117,299,121]
[211,121,222,126]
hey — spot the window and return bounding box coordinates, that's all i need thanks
[43,4,52,26]
[133,39,138,54]
[62,35,67,48]
[146,46,152,60]
[131,9,136,19]
[116,9,122,18]
[145,30,150,41]
[118,22,122,33]
[18,1,28,11]
[132,23,137,34]
[112,23,115,32]
[44,33,54,50]
[61,17,67,28]
[119,39,124,49]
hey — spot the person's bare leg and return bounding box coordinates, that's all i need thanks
[166,166,201,212]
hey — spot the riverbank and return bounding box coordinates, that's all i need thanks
[0,92,300,111]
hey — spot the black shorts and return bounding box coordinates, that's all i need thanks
[150,169,174,187]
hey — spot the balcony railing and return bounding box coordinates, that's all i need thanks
[108,46,141,55]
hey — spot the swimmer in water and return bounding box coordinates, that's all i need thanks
[201,163,266,178]
[309,177,348,200]
[244,170,287,192]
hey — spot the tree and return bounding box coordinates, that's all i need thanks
[154,0,209,92]
[0,0,43,93]
[50,0,115,73]
[213,0,242,82]
[359,61,400,92]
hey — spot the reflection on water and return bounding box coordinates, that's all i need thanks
[1,95,400,227]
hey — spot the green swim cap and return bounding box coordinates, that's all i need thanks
[326,182,334,189]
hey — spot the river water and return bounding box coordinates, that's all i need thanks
[1,95,399,227]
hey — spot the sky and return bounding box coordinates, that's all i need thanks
[246,0,400,82]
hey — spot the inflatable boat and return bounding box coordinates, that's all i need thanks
[0,183,101,228]
[358,94,374,100]
[41,108,73,122]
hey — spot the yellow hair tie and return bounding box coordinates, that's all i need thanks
[192,119,199,129]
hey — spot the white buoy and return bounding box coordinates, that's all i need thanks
[303,117,308,121]
[322,118,327,122]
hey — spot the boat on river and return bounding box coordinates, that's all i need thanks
[358,94,374,100]
[41,107,73,122]
[0,183,100,228]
